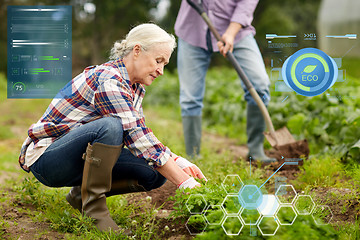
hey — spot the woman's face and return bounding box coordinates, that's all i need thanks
[132,43,172,86]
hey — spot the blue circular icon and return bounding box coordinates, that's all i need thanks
[239,185,263,210]
[282,48,338,97]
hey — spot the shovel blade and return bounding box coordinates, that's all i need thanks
[264,126,297,147]
[264,127,310,160]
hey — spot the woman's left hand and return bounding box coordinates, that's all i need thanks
[174,157,207,181]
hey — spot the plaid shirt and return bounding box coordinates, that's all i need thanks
[19,59,171,172]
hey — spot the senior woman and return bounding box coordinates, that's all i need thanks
[18,23,206,232]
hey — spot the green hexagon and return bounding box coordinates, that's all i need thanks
[276,205,297,225]
[203,205,226,225]
[312,205,333,225]
[221,216,244,236]
[185,194,207,214]
[222,195,243,215]
[294,195,315,215]
[257,216,279,236]
[185,215,207,235]
[240,208,261,225]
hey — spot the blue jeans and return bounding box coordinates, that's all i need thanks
[177,34,270,116]
[30,117,166,190]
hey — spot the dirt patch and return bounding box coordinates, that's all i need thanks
[0,190,65,240]
[146,181,178,210]
[127,181,177,211]
[205,131,309,173]
[310,187,360,225]
[125,134,307,238]
[266,139,310,171]
[273,139,310,159]
[126,181,190,239]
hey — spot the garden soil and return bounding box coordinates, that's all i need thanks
[0,187,65,240]
[0,134,356,239]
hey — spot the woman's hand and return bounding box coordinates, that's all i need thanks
[156,156,201,189]
[174,156,207,181]
[178,177,201,189]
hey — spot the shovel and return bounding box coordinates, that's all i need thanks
[186,0,309,159]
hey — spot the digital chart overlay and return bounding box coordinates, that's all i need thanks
[7,6,72,98]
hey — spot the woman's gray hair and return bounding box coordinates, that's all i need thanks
[110,23,176,60]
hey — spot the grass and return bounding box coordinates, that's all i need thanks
[145,67,360,238]
[0,64,360,239]
[147,104,359,239]
[342,57,360,80]
[293,155,347,189]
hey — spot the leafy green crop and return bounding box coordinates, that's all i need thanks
[146,66,360,156]
[169,183,341,239]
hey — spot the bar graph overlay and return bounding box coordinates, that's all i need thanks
[7,5,72,98]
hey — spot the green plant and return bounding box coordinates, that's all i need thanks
[0,219,9,238]
[1,64,360,239]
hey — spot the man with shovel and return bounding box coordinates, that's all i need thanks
[175,0,276,163]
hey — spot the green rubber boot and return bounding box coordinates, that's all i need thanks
[182,116,202,158]
[81,142,123,232]
[247,104,277,163]
[66,180,146,212]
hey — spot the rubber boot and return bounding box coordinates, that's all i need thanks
[66,186,82,211]
[182,116,202,158]
[107,179,147,196]
[247,104,277,163]
[67,180,146,212]
[81,142,123,232]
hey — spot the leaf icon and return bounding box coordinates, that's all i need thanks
[302,65,317,73]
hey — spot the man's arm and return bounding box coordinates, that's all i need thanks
[217,22,242,56]
[218,0,259,56]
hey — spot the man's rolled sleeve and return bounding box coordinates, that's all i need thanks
[231,0,258,27]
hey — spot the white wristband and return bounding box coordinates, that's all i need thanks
[178,177,200,189]
[174,156,193,169]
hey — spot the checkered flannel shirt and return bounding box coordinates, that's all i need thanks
[19,59,171,172]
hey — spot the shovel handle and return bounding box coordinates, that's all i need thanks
[186,0,276,136]
[186,0,204,15]
[186,0,223,42]
[227,52,276,134]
